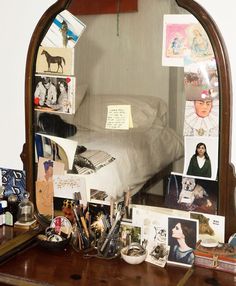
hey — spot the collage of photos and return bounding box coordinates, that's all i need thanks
[34,9,86,115]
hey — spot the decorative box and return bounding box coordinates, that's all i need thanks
[194,242,236,274]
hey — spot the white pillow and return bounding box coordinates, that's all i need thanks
[76,94,167,131]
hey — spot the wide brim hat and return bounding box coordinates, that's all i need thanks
[185,84,219,101]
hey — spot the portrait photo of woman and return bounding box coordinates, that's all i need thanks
[184,136,218,180]
[168,217,198,267]
[187,142,211,178]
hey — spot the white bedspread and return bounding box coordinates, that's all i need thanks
[70,125,183,200]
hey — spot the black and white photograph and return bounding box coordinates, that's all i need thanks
[34,74,76,114]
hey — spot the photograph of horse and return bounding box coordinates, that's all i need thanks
[41,50,66,73]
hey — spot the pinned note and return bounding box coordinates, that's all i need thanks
[105,105,133,130]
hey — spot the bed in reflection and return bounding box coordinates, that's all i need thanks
[36,93,184,202]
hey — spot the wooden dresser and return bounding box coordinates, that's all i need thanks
[0,240,235,286]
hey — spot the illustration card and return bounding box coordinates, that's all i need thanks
[167,216,198,267]
[41,9,86,48]
[53,174,87,205]
[190,211,225,243]
[162,14,213,67]
[36,46,74,76]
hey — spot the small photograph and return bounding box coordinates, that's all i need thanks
[165,173,218,214]
[41,9,86,48]
[34,74,76,114]
[90,189,108,201]
[119,223,141,247]
[190,212,225,243]
[36,46,74,76]
[87,202,111,243]
[0,168,26,200]
[147,243,170,268]
[53,197,76,224]
[167,216,198,267]
[184,136,219,180]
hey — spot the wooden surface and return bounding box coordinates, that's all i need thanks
[0,242,235,286]
[68,0,138,15]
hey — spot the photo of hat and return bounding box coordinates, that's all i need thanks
[185,85,218,101]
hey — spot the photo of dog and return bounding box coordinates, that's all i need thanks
[178,177,211,206]
[165,173,218,214]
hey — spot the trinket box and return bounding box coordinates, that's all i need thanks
[194,241,236,274]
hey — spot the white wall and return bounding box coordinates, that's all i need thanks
[0,0,56,169]
[0,0,235,170]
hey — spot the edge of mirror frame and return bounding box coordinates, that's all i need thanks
[176,0,235,241]
[15,0,234,262]
[0,0,73,262]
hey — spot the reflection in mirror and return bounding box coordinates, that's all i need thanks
[22,0,234,241]
[32,0,221,222]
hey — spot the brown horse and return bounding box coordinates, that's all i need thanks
[41,50,66,73]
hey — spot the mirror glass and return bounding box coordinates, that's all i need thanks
[32,0,220,223]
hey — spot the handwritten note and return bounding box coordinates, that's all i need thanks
[105,105,133,130]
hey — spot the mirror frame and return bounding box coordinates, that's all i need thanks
[8,0,232,262]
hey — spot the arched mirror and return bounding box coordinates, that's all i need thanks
[1,0,232,261]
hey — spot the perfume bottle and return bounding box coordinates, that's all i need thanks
[17,192,34,223]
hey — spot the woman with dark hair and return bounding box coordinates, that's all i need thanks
[168,219,196,265]
[187,142,211,178]
[57,80,71,113]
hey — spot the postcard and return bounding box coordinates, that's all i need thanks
[41,9,86,48]
[167,216,199,267]
[162,14,213,67]
[190,211,225,243]
[53,174,87,205]
[34,74,76,114]
[165,172,218,214]
[0,168,26,200]
[36,46,74,76]
[37,157,65,182]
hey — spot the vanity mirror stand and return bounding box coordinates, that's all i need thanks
[0,0,235,285]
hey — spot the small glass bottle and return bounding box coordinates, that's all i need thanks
[0,200,7,225]
[17,192,34,223]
